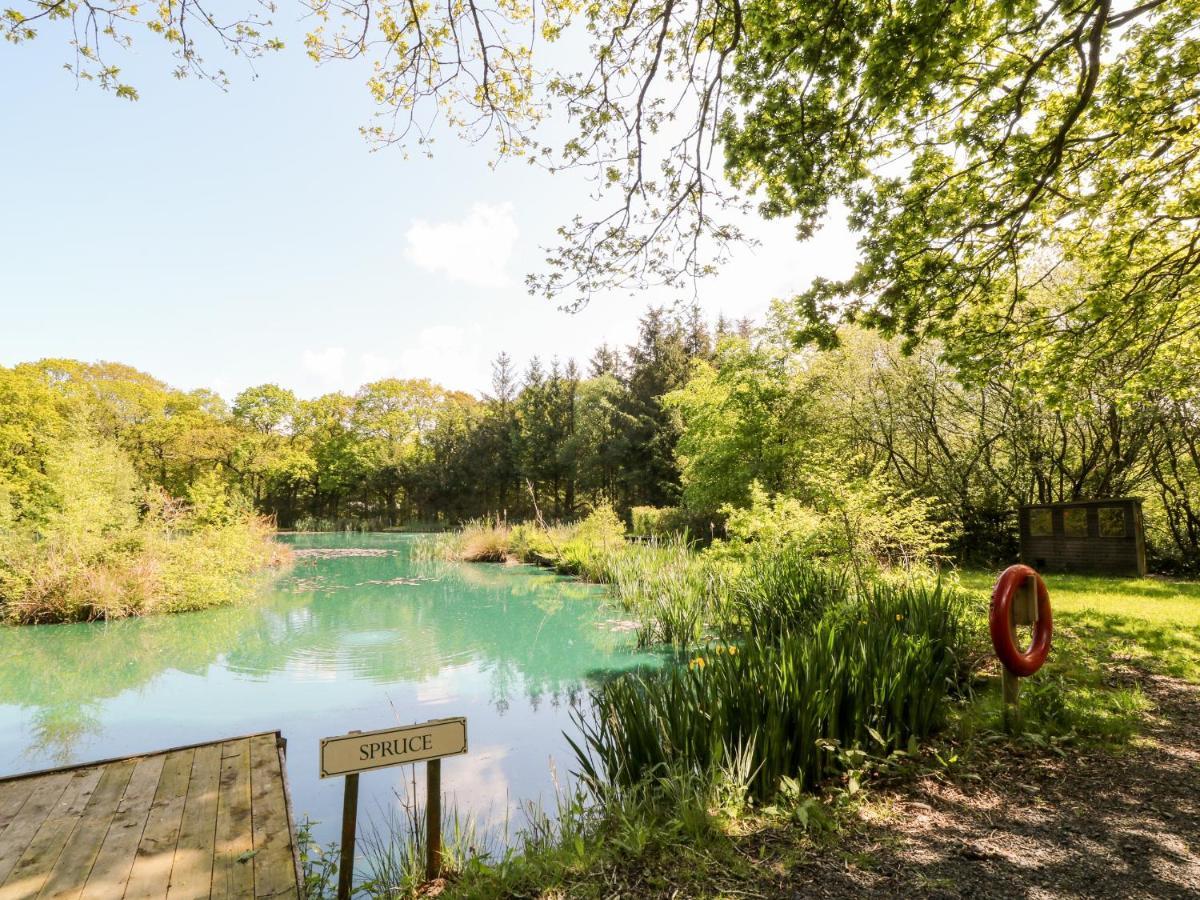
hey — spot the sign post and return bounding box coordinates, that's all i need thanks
[336,732,361,900]
[320,717,468,898]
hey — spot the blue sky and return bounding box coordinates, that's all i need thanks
[0,19,858,399]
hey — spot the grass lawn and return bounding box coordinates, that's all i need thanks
[957,568,1200,686]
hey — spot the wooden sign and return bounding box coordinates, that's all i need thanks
[323,716,468,897]
[320,717,467,778]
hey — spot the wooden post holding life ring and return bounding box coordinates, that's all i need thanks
[990,564,1052,677]
[990,564,1052,729]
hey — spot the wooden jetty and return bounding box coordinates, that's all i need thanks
[0,732,302,899]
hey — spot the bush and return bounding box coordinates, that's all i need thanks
[0,436,289,623]
[629,506,689,539]
[720,479,954,584]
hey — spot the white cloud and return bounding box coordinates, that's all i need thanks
[359,351,398,384]
[404,202,519,288]
[298,327,484,396]
[301,346,347,385]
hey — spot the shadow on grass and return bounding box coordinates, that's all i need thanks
[1058,609,1200,683]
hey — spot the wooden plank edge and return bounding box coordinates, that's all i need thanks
[275,734,304,895]
[0,733,284,785]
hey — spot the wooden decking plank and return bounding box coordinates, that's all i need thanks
[122,750,195,900]
[248,735,297,899]
[38,759,137,900]
[0,779,38,836]
[164,743,222,900]
[0,771,74,885]
[78,752,167,900]
[0,767,104,900]
[0,732,296,900]
[211,739,255,900]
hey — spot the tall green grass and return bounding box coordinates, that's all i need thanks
[602,538,731,646]
[571,579,971,801]
[726,547,849,641]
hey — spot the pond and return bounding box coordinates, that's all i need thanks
[0,533,663,861]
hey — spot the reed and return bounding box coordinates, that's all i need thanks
[725,546,849,641]
[571,578,971,801]
[601,538,730,647]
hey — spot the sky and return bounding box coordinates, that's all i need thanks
[0,16,859,400]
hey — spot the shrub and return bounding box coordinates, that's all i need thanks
[629,506,688,539]
[0,436,289,623]
[720,478,954,585]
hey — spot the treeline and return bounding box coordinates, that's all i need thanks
[4,303,1200,572]
[230,299,1200,571]
[220,305,736,528]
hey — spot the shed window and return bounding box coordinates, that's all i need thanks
[1064,508,1089,537]
[1029,509,1053,536]
[1099,507,1127,538]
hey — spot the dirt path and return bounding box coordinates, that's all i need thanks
[793,671,1200,899]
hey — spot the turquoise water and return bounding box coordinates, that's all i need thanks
[0,534,662,855]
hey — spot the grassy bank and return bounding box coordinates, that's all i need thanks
[302,512,985,897]
[298,525,1200,898]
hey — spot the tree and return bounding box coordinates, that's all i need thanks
[230,384,313,518]
[16,2,1195,389]
[21,359,233,498]
[615,306,711,509]
[569,374,626,507]
[352,378,444,524]
[232,384,296,435]
[0,366,67,526]
[476,353,523,515]
[294,392,360,522]
[667,332,811,516]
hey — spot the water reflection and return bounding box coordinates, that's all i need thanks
[0,534,664,847]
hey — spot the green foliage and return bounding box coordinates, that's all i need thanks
[0,494,287,623]
[0,365,67,526]
[602,538,729,648]
[0,364,288,624]
[666,336,812,517]
[720,478,952,580]
[719,483,825,554]
[552,503,626,576]
[296,818,340,898]
[629,506,688,539]
[726,548,849,642]
[572,579,972,801]
[186,470,246,528]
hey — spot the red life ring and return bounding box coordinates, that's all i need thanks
[989,564,1052,677]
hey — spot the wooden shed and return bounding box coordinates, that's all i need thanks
[1018,497,1147,577]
